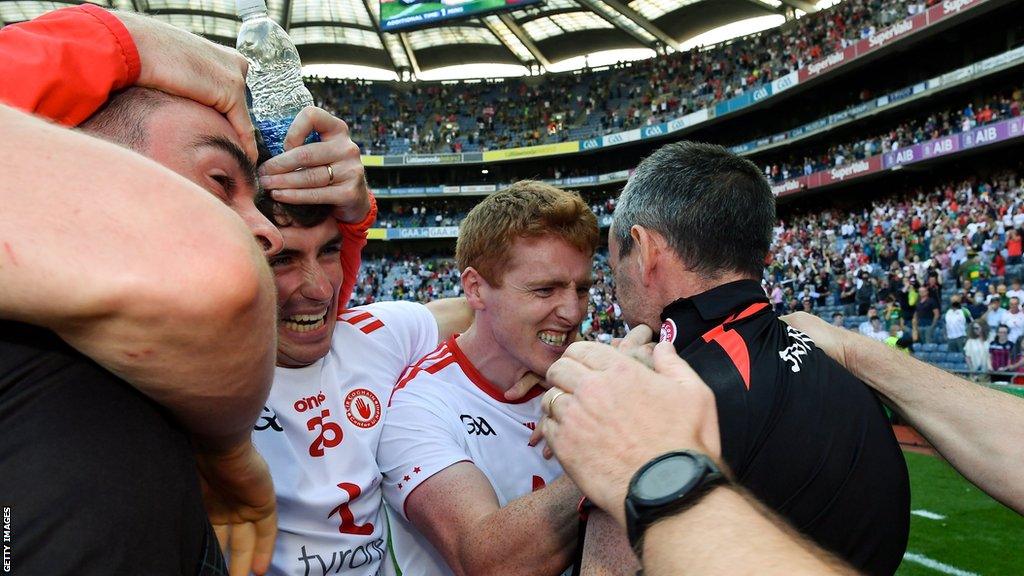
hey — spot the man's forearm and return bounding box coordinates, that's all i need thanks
[842,329,1024,513]
[426,297,474,342]
[580,510,640,576]
[642,487,855,576]
[459,475,580,575]
[0,105,275,452]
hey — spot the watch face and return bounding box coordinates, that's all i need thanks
[634,454,702,501]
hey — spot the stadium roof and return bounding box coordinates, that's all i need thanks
[0,0,824,80]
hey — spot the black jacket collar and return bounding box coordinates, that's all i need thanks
[659,279,770,350]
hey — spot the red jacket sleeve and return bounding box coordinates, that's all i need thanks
[337,193,378,308]
[0,4,140,126]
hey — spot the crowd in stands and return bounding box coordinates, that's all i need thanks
[307,0,944,156]
[767,167,1024,378]
[764,84,1024,182]
[354,167,1024,370]
[375,199,469,229]
[349,251,626,342]
[365,84,1023,220]
[375,191,616,228]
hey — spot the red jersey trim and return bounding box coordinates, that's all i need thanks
[360,319,384,334]
[389,341,454,406]
[338,308,386,334]
[447,335,545,404]
[700,302,769,390]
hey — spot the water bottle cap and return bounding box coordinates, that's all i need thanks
[236,0,268,17]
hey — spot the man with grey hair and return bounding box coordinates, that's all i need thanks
[577,141,909,576]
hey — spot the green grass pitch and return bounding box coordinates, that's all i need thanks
[896,451,1023,575]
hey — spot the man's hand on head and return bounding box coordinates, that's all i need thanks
[257,107,372,224]
[115,10,257,161]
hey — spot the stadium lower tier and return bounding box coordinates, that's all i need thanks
[355,165,1024,376]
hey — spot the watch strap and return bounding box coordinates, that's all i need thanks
[625,451,727,557]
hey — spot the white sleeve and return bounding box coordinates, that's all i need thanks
[362,301,440,366]
[377,377,469,521]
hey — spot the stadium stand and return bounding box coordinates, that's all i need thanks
[307,0,952,155]
[356,168,1024,376]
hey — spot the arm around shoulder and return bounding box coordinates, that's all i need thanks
[783,311,1024,513]
[0,105,275,451]
[426,297,474,343]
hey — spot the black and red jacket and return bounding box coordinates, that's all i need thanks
[660,279,909,575]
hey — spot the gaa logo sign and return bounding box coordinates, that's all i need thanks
[345,388,382,428]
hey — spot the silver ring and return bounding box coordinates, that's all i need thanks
[326,164,335,184]
[546,389,567,417]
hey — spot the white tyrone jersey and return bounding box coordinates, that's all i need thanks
[253,301,438,576]
[377,335,564,576]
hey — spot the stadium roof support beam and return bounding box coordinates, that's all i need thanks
[360,0,399,73]
[578,0,680,52]
[481,17,534,68]
[780,0,819,12]
[397,32,422,78]
[751,0,818,13]
[280,0,292,31]
[739,0,786,15]
[497,13,552,69]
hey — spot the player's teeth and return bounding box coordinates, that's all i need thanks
[538,331,566,346]
[283,316,325,332]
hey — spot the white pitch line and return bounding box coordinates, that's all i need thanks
[903,552,980,576]
[912,509,947,520]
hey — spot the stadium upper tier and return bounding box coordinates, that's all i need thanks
[367,73,1023,230]
[358,70,1023,214]
[296,0,1000,158]
[0,0,819,75]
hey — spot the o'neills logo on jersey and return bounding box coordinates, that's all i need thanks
[660,319,677,343]
[829,160,870,181]
[345,389,381,428]
[807,51,845,76]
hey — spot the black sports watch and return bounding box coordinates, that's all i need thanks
[624,450,727,556]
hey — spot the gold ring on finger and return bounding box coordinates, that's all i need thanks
[546,389,567,417]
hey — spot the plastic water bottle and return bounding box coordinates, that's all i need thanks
[235,0,318,157]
